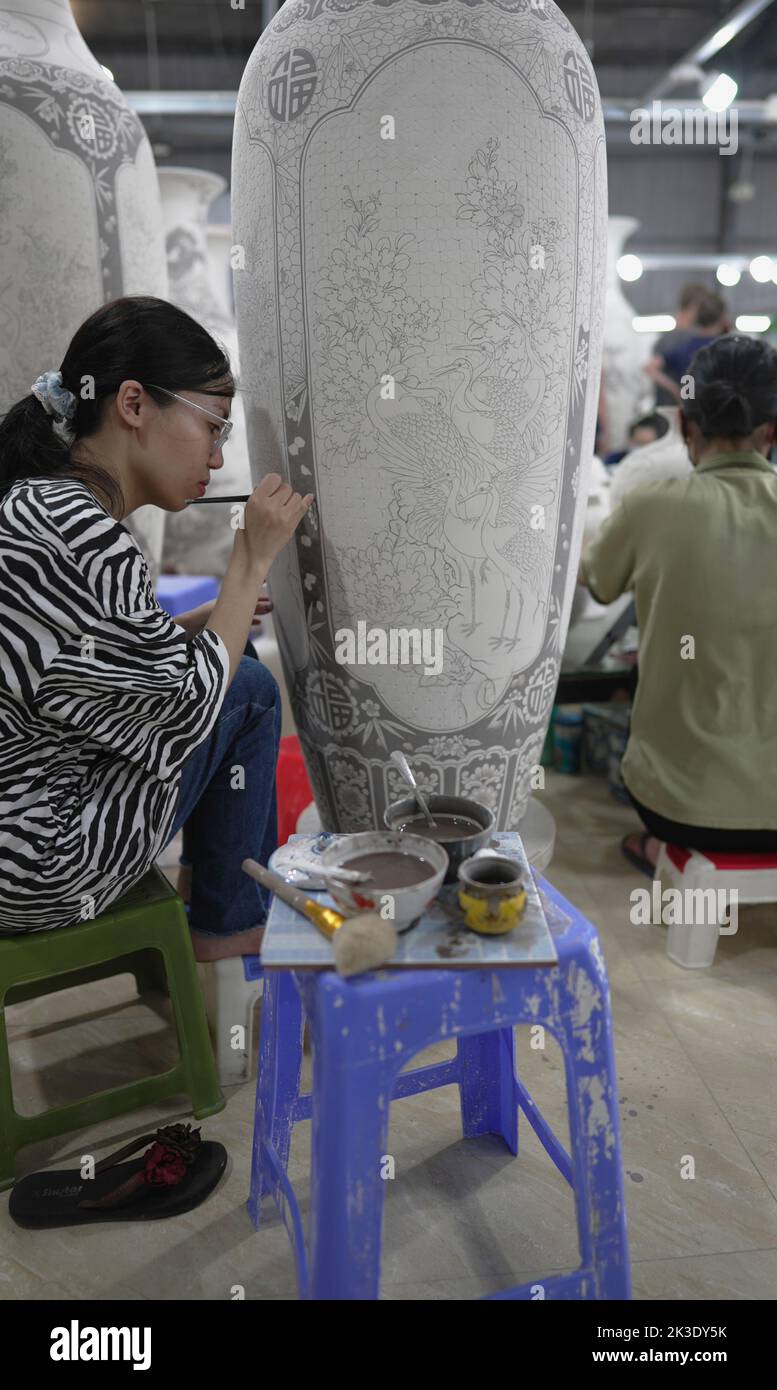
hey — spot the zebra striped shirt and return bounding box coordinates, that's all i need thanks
[0,479,230,933]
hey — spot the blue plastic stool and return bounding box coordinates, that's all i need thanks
[156,574,219,618]
[247,874,630,1300]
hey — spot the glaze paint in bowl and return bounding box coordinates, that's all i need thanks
[341,849,437,888]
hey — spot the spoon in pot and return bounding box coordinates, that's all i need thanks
[390,750,436,828]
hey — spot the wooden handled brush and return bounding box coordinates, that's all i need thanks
[241,859,397,977]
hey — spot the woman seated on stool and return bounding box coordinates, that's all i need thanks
[0,295,313,956]
[580,333,777,875]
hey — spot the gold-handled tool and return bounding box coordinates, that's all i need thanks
[241,858,397,976]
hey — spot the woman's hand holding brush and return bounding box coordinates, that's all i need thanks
[203,475,313,690]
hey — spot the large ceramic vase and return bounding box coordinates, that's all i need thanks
[0,0,168,581]
[232,0,607,833]
[158,169,253,579]
[601,215,653,454]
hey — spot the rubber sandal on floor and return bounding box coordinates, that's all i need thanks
[621,831,656,880]
[8,1123,227,1228]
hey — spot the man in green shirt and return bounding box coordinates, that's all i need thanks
[581,333,777,875]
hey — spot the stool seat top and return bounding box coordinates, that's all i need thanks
[667,844,777,873]
[261,832,558,971]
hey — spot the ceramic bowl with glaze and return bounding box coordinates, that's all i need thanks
[383,794,495,883]
[319,830,448,933]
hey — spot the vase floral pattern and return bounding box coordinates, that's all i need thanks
[233,0,607,831]
[0,0,168,580]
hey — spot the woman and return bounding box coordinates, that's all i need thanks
[582,333,777,874]
[0,296,313,958]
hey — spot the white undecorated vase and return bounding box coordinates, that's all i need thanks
[157,169,252,578]
[0,0,169,580]
[601,215,654,453]
[232,0,607,832]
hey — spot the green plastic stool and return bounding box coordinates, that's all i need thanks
[0,866,225,1190]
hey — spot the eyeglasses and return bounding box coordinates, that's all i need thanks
[147,384,233,454]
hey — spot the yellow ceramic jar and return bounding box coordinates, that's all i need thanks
[457,855,527,936]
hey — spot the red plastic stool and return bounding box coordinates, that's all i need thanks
[276,736,314,846]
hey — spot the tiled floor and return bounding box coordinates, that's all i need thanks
[2,772,776,1301]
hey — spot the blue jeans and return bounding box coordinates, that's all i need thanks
[163,639,281,935]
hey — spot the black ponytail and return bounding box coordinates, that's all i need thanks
[0,295,233,516]
[684,333,777,441]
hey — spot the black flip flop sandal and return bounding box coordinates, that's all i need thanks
[621,831,656,880]
[8,1123,227,1228]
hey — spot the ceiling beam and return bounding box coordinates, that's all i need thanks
[646,0,777,98]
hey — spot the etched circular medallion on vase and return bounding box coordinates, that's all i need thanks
[232,0,607,832]
[157,169,252,579]
[0,0,169,579]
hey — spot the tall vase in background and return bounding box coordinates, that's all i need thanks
[0,0,168,581]
[601,215,654,454]
[157,168,252,578]
[232,0,607,833]
[206,224,235,322]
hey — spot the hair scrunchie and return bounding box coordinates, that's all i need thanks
[30,370,77,444]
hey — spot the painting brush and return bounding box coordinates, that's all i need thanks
[241,859,396,977]
[185,494,252,505]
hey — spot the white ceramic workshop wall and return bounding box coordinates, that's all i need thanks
[601,215,654,453]
[157,169,252,579]
[0,0,169,581]
[233,0,607,832]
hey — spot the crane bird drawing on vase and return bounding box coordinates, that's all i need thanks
[433,342,547,467]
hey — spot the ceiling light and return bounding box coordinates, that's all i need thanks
[736,315,771,332]
[716,263,741,287]
[750,256,775,283]
[633,315,676,333]
[702,72,738,111]
[617,255,643,283]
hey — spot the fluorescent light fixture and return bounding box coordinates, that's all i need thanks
[101,64,114,82]
[749,255,775,283]
[717,263,741,286]
[709,23,738,52]
[702,72,738,111]
[617,254,643,283]
[633,315,676,333]
[736,315,771,332]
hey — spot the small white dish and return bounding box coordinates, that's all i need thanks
[268,833,339,891]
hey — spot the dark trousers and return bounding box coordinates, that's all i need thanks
[162,638,281,935]
[627,788,777,853]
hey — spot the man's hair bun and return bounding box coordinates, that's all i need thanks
[697,382,753,438]
[684,334,777,440]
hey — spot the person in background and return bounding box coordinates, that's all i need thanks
[646,284,730,406]
[604,410,670,468]
[608,406,691,510]
[580,333,777,875]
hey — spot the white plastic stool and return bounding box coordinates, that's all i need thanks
[652,843,777,969]
[196,957,264,1085]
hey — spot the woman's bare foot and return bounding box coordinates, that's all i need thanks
[622,832,661,868]
[190,925,264,962]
